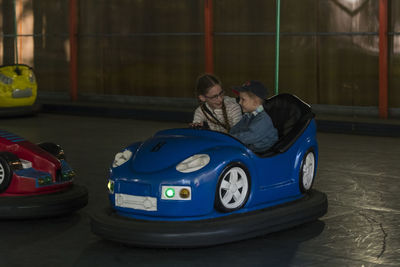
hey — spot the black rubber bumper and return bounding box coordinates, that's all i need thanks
[90,189,328,248]
[0,184,88,219]
[0,105,37,117]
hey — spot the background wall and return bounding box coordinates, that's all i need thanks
[1,0,399,107]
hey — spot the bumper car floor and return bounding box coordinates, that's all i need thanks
[0,113,399,267]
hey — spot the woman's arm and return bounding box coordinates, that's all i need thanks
[193,106,206,124]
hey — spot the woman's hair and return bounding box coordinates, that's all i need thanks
[195,73,221,96]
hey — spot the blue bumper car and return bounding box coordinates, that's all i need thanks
[91,94,327,247]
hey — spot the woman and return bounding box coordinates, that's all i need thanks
[192,74,242,133]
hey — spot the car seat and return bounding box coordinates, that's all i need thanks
[260,93,314,156]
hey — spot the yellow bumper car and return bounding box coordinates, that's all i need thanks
[0,64,37,116]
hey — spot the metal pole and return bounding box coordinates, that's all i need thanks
[204,0,214,74]
[274,0,281,95]
[13,0,18,65]
[69,0,78,101]
[379,0,388,119]
[18,0,23,63]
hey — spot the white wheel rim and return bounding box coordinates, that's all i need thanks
[302,152,315,190]
[0,163,5,184]
[219,166,249,209]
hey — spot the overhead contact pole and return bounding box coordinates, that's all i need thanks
[69,0,78,101]
[204,0,214,74]
[13,0,19,65]
[274,0,281,95]
[379,0,388,119]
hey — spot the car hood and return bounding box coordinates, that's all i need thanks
[130,129,239,173]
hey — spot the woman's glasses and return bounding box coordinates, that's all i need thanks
[205,90,224,100]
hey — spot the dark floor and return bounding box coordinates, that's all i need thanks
[1,113,399,267]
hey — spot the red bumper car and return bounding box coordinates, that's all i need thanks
[0,129,88,219]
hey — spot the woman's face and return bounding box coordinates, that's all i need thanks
[199,84,224,109]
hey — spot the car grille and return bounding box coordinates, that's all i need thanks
[12,88,33,98]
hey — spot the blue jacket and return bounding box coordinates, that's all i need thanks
[229,106,278,152]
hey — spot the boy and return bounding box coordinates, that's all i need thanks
[230,81,278,152]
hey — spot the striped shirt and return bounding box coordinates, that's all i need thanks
[193,96,243,133]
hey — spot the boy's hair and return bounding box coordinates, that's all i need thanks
[195,74,221,96]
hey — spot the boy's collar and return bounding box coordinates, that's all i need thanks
[244,105,264,117]
[251,105,264,116]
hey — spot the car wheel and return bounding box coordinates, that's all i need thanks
[215,163,250,212]
[299,150,316,193]
[38,142,65,160]
[0,156,12,193]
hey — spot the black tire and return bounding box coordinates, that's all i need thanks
[299,149,316,193]
[215,163,251,212]
[38,142,65,160]
[0,156,13,193]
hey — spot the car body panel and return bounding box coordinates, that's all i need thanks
[108,119,318,221]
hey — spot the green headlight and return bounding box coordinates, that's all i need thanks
[165,188,175,198]
[38,176,52,186]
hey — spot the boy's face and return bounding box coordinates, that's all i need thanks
[239,92,260,113]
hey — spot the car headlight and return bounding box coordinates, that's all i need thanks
[112,149,132,168]
[107,179,115,194]
[28,71,36,83]
[0,73,13,85]
[20,159,32,169]
[176,154,210,173]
